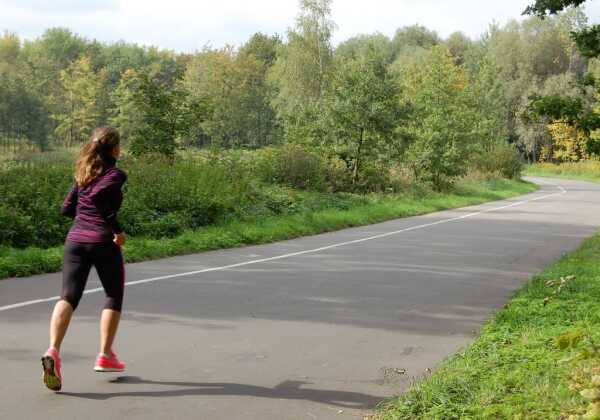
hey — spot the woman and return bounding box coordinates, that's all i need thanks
[41,126,128,392]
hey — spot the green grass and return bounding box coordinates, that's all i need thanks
[0,178,536,279]
[525,161,600,183]
[377,231,600,419]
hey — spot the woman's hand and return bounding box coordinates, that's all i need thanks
[113,232,126,247]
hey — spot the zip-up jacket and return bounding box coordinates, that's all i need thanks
[61,157,127,243]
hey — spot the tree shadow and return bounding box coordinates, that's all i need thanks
[59,376,383,409]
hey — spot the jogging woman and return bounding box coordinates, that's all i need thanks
[41,126,127,391]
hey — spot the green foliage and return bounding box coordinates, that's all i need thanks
[472,143,524,179]
[268,0,334,145]
[184,43,280,148]
[524,94,600,133]
[52,55,107,145]
[0,156,253,247]
[0,63,49,150]
[0,32,50,151]
[402,47,477,189]
[379,232,600,419]
[0,177,536,279]
[253,145,327,191]
[477,8,588,161]
[239,32,281,66]
[119,156,253,236]
[572,26,600,59]
[327,42,405,184]
[555,328,584,350]
[389,25,440,60]
[335,33,394,64]
[0,147,359,248]
[112,69,200,156]
[524,0,587,16]
[1,3,599,172]
[525,159,600,182]
[110,68,144,142]
[443,32,473,65]
[0,162,75,248]
[521,0,600,159]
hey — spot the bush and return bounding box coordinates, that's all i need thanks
[3,145,460,249]
[0,161,75,248]
[324,156,353,192]
[0,155,255,247]
[353,161,393,193]
[254,145,327,191]
[0,147,367,248]
[472,143,523,179]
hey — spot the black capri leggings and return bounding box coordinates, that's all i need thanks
[61,240,125,312]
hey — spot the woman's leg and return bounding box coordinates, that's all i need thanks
[49,300,74,352]
[94,242,125,355]
[51,241,92,351]
[42,241,91,390]
[100,309,121,354]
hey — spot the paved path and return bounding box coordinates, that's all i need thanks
[1,177,600,420]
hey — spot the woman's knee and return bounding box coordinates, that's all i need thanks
[103,296,123,312]
[59,294,80,311]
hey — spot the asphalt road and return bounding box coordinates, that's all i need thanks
[1,177,600,420]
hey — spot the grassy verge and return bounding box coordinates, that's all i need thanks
[377,231,600,419]
[525,161,600,183]
[0,178,536,280]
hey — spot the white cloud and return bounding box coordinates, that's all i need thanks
[1,0,599,51]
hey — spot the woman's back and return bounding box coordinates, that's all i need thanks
[62,157,127,244]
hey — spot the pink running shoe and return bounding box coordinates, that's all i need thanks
[94,351,125,372]
[41,347,62,391]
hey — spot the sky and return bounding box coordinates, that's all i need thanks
[2,0,600,52]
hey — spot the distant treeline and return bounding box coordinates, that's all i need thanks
[0,1,597,186]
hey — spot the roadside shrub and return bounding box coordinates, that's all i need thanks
[0,161,75,248]
[0,147,369,248]
[388,164,414,192]
[0,156,255,247]
[254,145,326,191]
[527,158,600,181]
[324,156,353,192]
[473,143,523,179]
[353,161,393,193]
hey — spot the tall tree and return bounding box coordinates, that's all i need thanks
[327,43,404,183]
[112,68,199,156]
[389,25,440,62]
[522,1,600,142]
[335,33,394,64]
[444,32,473,65]
[110,68,145,143]
[239,32,281,66]
[0,31,20,64]
[0,61,48,151]
[18,28,88,147]
[402,47,477,189]
[52,56,107,146]
[524,0,599,58]
[185,38,281,148]
[269,0,335,145]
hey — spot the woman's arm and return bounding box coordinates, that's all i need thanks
[91,170,127,234]
[60,184,79,219]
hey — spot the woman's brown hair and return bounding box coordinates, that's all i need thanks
[75,126,121,188]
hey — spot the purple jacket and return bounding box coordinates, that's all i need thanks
[61,159,127,243]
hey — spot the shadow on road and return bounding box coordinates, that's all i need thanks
[58,376,384,409]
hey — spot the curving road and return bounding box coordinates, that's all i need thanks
[1,177,600,420]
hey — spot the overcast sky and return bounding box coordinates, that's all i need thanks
[2,0,600,52]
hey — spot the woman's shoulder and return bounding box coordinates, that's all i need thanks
[103,166,128,185]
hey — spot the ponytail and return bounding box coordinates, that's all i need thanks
[75,126,120,188]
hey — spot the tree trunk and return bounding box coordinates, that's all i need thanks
[353,128,364,184]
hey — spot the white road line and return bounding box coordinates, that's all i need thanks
[0,182,567,313]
